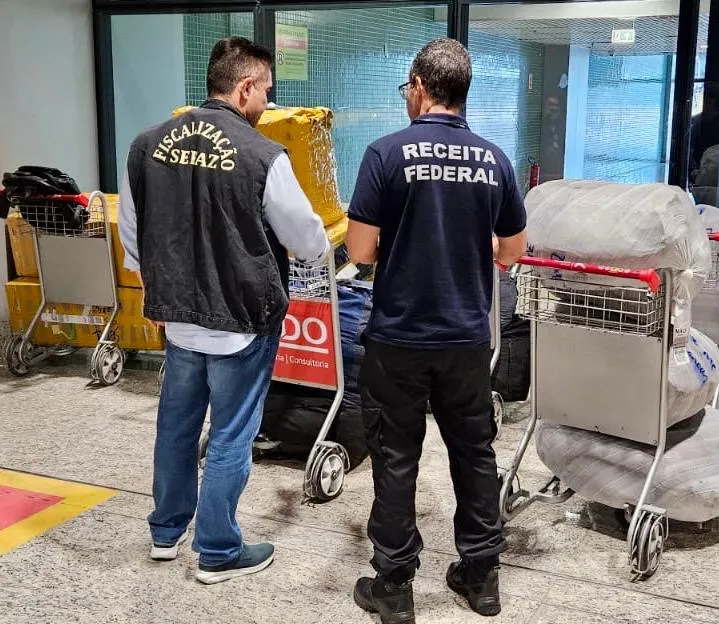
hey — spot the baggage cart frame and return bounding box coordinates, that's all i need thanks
[500,255,678,580]
[194,253,347,503]
[280,252,347,503]
[4,191,125,385]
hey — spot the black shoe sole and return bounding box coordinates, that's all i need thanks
[447,577,501,617]
[353,585,416,624]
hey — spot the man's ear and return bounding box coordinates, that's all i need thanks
[236,76,253,102]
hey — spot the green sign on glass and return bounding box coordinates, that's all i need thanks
[275,24,309,81]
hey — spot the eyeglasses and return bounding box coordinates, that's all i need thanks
[398,82,411,100]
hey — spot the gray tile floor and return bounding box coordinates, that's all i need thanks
[1,359,719,623]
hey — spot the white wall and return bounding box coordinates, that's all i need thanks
[0,0,98,322]
[112,14,185,187]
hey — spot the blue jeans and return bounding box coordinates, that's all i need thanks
[148,335,279,566]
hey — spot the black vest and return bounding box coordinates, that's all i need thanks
[127,99,290,335]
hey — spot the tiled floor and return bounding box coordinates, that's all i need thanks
[1,359,718,623]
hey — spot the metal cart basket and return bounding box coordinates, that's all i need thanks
[4,191,124,385]
[499,256,675,580]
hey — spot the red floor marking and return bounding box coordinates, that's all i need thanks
[0,486,64,530]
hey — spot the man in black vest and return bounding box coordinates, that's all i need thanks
[119,38,328,585]
[347,39,527,622]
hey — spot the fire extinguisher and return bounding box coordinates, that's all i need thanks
[527,157,540,191]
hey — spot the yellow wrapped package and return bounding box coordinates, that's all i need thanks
[172,105,346,227]
[5,277,164,351]
[256,107,345,227]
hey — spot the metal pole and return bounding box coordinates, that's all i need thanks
[447,0,470,118]
[668,0,700,189]
[93,10,118,193]
[255,4,277,102]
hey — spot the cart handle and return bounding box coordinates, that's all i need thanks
[710,232,719,242]
[499,256,661,292]
[11,193,89,207]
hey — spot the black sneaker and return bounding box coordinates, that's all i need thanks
[446,559,501,616]
[353,576,415,624]
[195,542,274,585]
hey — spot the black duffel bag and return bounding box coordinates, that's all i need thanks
[492,271,531,402]
[1,166,88,233]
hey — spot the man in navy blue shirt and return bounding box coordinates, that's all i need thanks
[347,38,526,623]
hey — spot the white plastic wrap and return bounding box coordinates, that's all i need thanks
[525,180,712,304]
[697,203,719,233]
[693,204,719,343]
[670,328,719,393]
[536,408,719,523]
[694,145,719,189]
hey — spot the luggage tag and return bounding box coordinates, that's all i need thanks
[672,298,691,363]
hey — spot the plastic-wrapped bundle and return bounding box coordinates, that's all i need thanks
[171,105,346,227]
[667,328,719,424]
[693,204,719,343]
[525,180,711,303]
[535,408,719,523]
[256,107,345,227]
[697,203,719,233]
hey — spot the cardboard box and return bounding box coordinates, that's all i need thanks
[6,213,36,278]
[5,278,164,351]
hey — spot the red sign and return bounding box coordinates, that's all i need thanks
[273,299,338,389]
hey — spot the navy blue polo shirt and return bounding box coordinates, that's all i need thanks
[348,113,526,348]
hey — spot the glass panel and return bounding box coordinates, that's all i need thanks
[184,13,254,106]
[468,1,681,188]
[466,30,544,191]
[110,12,253,188]
[274,6,447,202]
[690,9,717,208]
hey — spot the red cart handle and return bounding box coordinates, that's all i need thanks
[500,256,661,292]
[710,232,719,242]
[3,192,89,207]
[24,193,89,207]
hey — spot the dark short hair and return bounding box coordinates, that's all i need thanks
[207,37,273,97]
[410,38,472,108]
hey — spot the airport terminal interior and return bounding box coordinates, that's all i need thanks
[1,1,719,622]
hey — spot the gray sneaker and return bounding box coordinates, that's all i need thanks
[195,542,275,585]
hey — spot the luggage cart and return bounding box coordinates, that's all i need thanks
[499,256,674,580]
[279,252,347,502]
[195,252,347,503]
[3,192,124,385]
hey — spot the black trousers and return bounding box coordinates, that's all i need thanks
[360,339,506,583]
